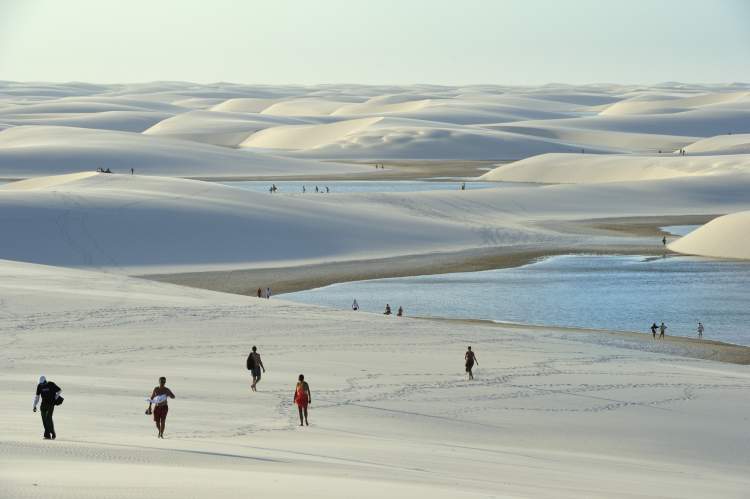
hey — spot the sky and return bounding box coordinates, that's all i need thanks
[0,0,748,85]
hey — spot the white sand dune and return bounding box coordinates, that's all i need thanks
[1,258,749,498]
[668,211,750,259]
[0,126,368,179]
[3,82,750,162]
[144,110,311,147]
[2,171,750,273]
[0,110,173,133]
[481,153,750,183]
[683,133,750,155]
[600,91,750,115]
[241,116,603,159]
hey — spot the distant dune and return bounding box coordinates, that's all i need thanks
[2,81,750,175]
[481,153,750,183]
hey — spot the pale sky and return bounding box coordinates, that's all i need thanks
[0,0,748,85]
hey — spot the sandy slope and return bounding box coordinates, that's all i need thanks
[1,259,749,499]
[2,172,750,274]
[481,153,750,183]
[683,133,750,155]
[0,126,368,179]
[668,211,750,259]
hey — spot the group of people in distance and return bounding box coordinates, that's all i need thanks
[256,287,272,299]
[301,185,330,193]
[351,299,404,316]
[650,321,705,340]
[383,304,404,316]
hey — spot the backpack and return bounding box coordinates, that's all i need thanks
[246,353,255,370]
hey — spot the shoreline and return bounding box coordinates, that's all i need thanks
[143,215,715,297]
[420,316,750,365]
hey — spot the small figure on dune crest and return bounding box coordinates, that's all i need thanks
[352,299,359,311]
[659,322,667,339]
[146,376,175,439]
[293,374,311,426]
[397,306,403,317]
[465,346,478,380]
[33,375,62,440]
[662,236,667,248]
[651,322,658,339]
[384,304,392,315]
[247,345,266,392]
[697,321,704,339]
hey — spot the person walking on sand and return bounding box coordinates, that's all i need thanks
[33,376,62,440]
[397,306,403,317]
[145,377,175,439]
[247,346,266,392]
[384,304,392,315]
[697,322,704,339]
[352,299,359,311]
[651,322,658,339]
[257,287,262,298]
[659,322,667,339]
[266,287,272,299]
[465,346,478,380]
[293,374,311,426]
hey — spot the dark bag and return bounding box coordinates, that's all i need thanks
[54,396,64,406]
[246,353,255,371]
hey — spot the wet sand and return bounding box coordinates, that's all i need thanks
[428,317,750,365]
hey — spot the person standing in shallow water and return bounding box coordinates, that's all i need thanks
[146,377,175,438]
[697,322,704,339]
[659,322,667,339]
[384,304,391,315]
[397,306,403,317]
[465,346,478,380]
[293,374,311,426]
[651,322,658,339]
[33,376,62,439]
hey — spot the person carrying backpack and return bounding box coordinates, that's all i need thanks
[33,376,62,440]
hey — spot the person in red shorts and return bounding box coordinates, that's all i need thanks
[293,374,311,427]
[145,376,175,438]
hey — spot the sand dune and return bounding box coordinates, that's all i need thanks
[668,211,750,259]
[144,110,310,147]
[683,133,750,155]
[2,82,750,162]
[0,126,368,179]
[242,116,601,159]
[2,257,750,498]
[2,171,749,273]
[481,153,750,183]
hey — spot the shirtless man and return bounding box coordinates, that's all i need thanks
[145,377,175,438]
[247,346,266,392]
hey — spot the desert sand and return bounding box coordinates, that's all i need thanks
[2,81,750,498]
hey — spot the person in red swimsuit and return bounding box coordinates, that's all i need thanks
[293,374,311,426]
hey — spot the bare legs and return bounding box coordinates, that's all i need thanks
[155,417,166,438]
[297,406,309,426]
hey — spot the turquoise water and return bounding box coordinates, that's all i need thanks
[221,180,515,194]
[282,255,750,346]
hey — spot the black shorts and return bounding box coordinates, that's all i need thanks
[251,367,261,380]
